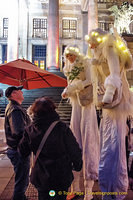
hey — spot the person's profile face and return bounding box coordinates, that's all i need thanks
[66,54,77,63]
[11,90,24,101]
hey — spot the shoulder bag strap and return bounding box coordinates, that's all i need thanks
[33,120,59,167]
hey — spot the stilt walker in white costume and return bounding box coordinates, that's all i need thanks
[85,28,133,200]
[62,46,99,200]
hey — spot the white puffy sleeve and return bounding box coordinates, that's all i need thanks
[62,58,92,98]
[102,46,122,103]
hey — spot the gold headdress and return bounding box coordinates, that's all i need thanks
[85,28,108,48]
[64,46,81,57]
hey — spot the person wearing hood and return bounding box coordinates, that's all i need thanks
[18,97,82,200]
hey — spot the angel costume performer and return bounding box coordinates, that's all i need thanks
[85,28,133,200]
[62,46,99,200]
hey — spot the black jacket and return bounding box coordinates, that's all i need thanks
[129,160,133,179]
[19,111,82,188]
[5,100,31,149]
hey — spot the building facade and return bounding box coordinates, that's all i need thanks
[0,0,133,83]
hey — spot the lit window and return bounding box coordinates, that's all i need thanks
[32,45,46,69]
[40,60,45,70]
[3,18,8,38]
[34,60,39,67]
[62,19,77,38]
[33,18,47,38]
[2,45,7,63]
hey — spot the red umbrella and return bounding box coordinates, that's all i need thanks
[0,59,67,89]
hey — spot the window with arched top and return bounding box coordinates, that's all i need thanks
[129,21,133,34]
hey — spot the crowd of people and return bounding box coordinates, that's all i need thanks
[3,28,133,200]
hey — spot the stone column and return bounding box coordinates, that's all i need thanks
[47,0,59,71]
[0,45,2,64]
[82,11,88,55]
[88,0,98,33]
[7,0,19,62]
[18,0,28,59]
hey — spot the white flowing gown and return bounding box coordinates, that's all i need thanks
[62,56,100,181]
[91,34,133,200]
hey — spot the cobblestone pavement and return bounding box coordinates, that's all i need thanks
[0,174,133,200]
[0,153,132,200]
[0,174,100,200]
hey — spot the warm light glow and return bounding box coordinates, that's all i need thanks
[123,49,128,53]
[34,60,39,66]
[91,31,99,37]
[47,0,59,69]
[70,47,74,51]
[85,35,90,41]
[102,36,107,42]
[75,48,79,53]
[40,60,45,69]
[116,39,130,54]
[91,31,95,36]
[119,43,124,48]
[56,47,59,67]
[97,37,102,43]
[117,40,124,48]
[65,47,80,56]
[94,32,99,36]
[65,50,69,54]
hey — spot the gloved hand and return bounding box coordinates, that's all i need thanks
[61,87,69,99]
[62,80,85,99]
[102,84,116,104]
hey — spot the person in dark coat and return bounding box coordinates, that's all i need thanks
[129,159,133,190]
[4,86,31,200]
[19,97,82,200]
